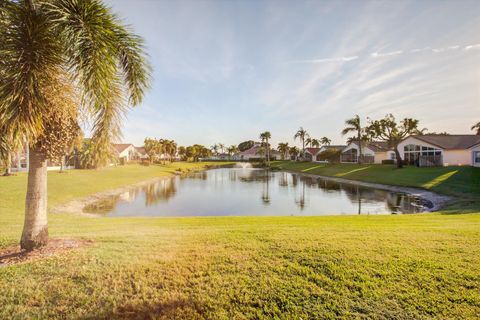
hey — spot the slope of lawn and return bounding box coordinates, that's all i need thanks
[0,163,479,319]
[271,161,480,211]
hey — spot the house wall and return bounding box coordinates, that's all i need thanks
[471,145,480,167]
[374,152,389,164]
[443,150,472,166]
[118,145,138,161]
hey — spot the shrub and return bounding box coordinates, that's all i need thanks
[382,159,395,165]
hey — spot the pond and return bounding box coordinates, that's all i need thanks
[84,168,432,217]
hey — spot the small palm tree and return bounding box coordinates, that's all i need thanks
[320,137,331,146]
[341,115,364,164]
[259,131,272,165]
[306,138,320,148]
[218,143,225,154]
[210,144,219,156]
[227,145,239,157]
[294,127,309,157]
[472,122,480,135]
[277,142,289,160]
[289,146,300,160]
[0,0,150,250]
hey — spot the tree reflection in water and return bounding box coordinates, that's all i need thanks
[83,168,431,216]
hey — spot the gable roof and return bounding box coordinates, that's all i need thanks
[305,147,321,155]
[350,140,390,152]
[113,143,133,153]
[408,135,480,150]
[135,146,146,155]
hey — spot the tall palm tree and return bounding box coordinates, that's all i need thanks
[259,131,271,165]
[341,115,364,164]
[0,0,150,250]
[320,137,331,146]
[294,127,309,157]
[277,142,289,160]
[472,122,480,135]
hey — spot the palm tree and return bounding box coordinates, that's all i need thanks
[0,0,150,251]
[210,144,219,156]
[294,127,309,158]
[277,142,289,160]
[289,146,300,160]
[472,122,480,135]
[341,115,364,163]
[259,131,271,165]
[218,143,225,154]
[227,145,239,157]
[306,138,320,148]
[320,137,331,146]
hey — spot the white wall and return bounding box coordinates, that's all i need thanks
[397,137,442,160]
[442,150,472,166]
[472,145,480,167]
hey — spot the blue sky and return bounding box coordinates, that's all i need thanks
[104,0,480,147]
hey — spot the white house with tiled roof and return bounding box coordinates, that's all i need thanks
[305,145,346,162]
[341,141,395,164]
[232,143,280,161]
[113,143,140,162]
[398,135,480,167]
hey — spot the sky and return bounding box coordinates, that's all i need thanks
[104,0,480,148]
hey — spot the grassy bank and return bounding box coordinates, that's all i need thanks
[1,163,479,319]
[271,161,480,211]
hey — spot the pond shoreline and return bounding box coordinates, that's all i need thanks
[281,169,452,212]
[52,166,452,216]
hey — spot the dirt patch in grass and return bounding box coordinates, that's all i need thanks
[0,238,92,267]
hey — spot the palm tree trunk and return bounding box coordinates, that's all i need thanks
[20,145,48,251]
[3,152,12,176]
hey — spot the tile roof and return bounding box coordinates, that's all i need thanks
[113,143,133,153]
[409,135,480,150]
[305,147,321,155]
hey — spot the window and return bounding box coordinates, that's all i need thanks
[474,151,480,164]
[403,144,442,165]
[390,153,396,160]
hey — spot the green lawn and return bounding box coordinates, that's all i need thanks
[1,163,479,319]
[271,161,480,211]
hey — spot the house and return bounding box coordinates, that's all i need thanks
[305,145,346,162]
[113,143,140,162]
[232,143,280,161]
[8,144,76,172]
[398,135,480,167]
[135,146,149,160]
[340,141,395,164]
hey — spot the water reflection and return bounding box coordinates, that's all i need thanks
[84,168,432,217]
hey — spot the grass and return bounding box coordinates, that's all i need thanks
[271,161,480,212]
[0,162,479,319]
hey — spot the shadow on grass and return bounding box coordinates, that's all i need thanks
[92,299,204,320]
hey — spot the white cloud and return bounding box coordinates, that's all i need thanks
[371,50,403,58]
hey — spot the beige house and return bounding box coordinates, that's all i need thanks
[398,135,480,167]
[340,141,395,164]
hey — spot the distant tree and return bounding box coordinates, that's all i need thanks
[238,140,255,152]
[259,131,272,165]
[227,145,239,156]
[294,127,309,157]
[210,144,219,156]
[177,146,187,161]
[289,146,300,160]
[0,134,19,176]
[306,138,320,148]
[366,114,422,168]
[471,122,480,135]
[144,138,158,164]
[277,142,289,160]
[341,115,365,163]
[320,137,331,146]
[218,143,225,154]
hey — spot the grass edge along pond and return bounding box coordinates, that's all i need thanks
[0,162,479,319]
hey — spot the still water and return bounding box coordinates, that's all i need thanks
[84,168,431,217]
